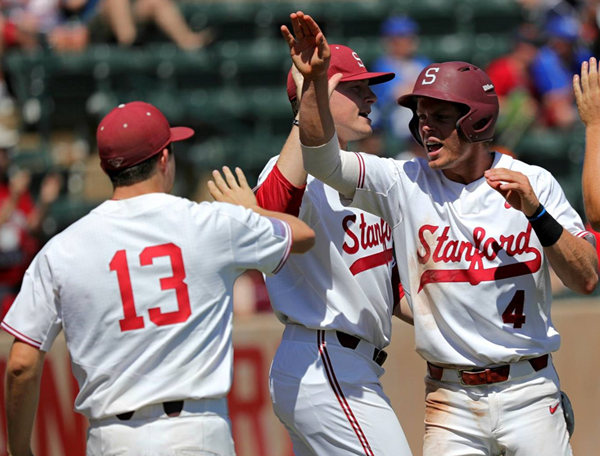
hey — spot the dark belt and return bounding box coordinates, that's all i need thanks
[427,354,549,386]
[116,400,184,421]
[336,331,388,367]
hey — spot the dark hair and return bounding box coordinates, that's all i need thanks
[106,144,172,187]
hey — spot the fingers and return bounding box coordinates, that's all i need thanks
[234,166,250,189]
[303,13,322,38]
[484,168,529,192]
[221,165,240,190]
[206,180,222,201]
[280,25,294,49]
[210,167,229,195]
[484,168,521,182]
[580,59,590,94]
[290,11,302,38]
[574,57,599,98]
[573,73,582,105]
[589,56,598,92]
[297,12,313,39]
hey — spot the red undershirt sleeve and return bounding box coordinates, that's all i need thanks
[255,163,306,217]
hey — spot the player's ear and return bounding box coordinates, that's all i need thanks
[158,147,170,169]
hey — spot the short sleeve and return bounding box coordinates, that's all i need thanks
[1,248,62,351]
[255,162,306,217]
[222,204,292,276]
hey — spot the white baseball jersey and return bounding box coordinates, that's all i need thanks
[349,151,593,366]
[257,156,395,349]
[1,193,292,420]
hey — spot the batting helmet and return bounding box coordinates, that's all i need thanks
[397,61,499,145]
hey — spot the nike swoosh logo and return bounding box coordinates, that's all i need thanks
[549,403,560,414]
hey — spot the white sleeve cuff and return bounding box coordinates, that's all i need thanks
[301,133,359,197]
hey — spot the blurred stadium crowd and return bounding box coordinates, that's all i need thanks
[1,0,599,316]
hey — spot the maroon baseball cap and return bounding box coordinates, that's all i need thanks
[97,101,194,171]
[286,44,395,101]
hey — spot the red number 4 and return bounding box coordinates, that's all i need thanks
[502,290,526,328]
[110,243,191,332]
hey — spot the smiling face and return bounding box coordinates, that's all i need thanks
[330,80,377,147]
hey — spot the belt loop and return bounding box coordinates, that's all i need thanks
[163,400,184,417]
[116,411,134,421]
[335,331,387,367]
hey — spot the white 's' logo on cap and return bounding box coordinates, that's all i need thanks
[351,52,365,68]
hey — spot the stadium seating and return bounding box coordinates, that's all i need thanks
[0,0,586,233]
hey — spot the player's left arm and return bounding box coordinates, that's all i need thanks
[208,166,315,254]
[5,339,45,456]
[573,57,600,230]
[485,167,598,294]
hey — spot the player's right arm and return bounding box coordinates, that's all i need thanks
[208,166,315,253]
[574,57,600,231]
[5,340,45,456]
[281,12,359,198]
[255,65,342,215]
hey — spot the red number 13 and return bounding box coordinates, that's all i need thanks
[110,243,191,332]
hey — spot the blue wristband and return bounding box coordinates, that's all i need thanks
[527,204,546,221]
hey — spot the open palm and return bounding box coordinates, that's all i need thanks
[281,11,330,80]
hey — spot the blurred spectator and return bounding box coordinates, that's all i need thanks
[0,132,62,319]
[580,0,600,57]
[87,0,212,50]
[529,13,592,128]
[0,0,90,53]
[370,16,430,153]
[486,24,541,149]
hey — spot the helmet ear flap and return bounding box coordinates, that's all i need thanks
[457,108,496,142]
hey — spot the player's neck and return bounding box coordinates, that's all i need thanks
[442,146,494,185]
[111,176,168,200]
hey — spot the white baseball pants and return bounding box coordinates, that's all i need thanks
[423,359,572,456]
[86,398,236,456]
[269,325,413,456]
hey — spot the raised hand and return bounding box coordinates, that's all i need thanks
[573,57,600,127]
[280,11,330,81]
[207,166,258,210]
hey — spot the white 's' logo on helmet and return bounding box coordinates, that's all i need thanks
[352,52,365,68]
[482,83,494,92]
[422,67,439,85]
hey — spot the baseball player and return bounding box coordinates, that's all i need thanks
[2,101,315,456]
[574,56,600,231]
[283,11,598,456]
[254,44,413,455]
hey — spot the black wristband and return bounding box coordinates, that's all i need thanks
[527,204,563,247]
